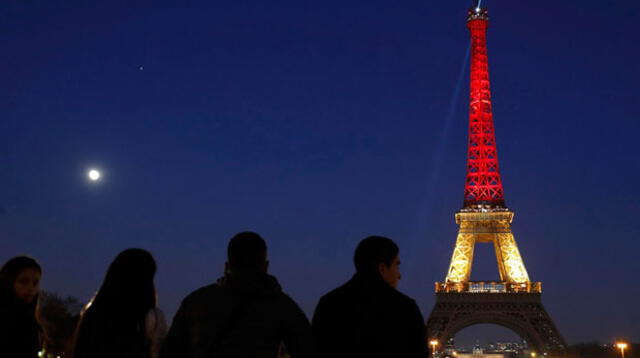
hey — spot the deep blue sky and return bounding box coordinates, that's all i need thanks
[1,0,639,345]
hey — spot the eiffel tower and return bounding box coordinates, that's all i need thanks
[425,4,566,355]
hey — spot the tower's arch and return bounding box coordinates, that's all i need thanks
[443,315,534,349]
[426,293,566,354]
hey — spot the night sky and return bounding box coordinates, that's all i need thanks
[1,0,639,346]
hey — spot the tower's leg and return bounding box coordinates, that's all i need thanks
[495,232,529,283]
[492,234,507,281]
[445,233,475,286]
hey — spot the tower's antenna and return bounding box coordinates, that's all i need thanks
[476,0,483,11]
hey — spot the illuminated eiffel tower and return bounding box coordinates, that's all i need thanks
[425,4,566,355]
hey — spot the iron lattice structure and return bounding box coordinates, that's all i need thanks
[427,293,566,355]
[444,211,530,288]
[425,6,566,355]
[464,7,504,208]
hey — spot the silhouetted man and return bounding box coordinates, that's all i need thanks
[162,232,315,358]
[312,236,427,358]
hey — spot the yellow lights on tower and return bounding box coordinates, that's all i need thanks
[443,210,532,291]
[445,232,475,283]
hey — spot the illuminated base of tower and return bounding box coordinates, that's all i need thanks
[445,209,530,286]
[428,208,566,355]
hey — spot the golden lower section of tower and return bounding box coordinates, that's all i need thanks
[443,210,532,291]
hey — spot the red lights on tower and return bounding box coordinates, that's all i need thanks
[463,7,505,209]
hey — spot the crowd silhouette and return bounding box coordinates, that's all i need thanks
[0,232,428,358]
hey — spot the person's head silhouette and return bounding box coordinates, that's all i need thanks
[0,256,42,310]
[354,236,401,288]
[226,231,269,273]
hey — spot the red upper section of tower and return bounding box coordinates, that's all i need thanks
[463,7,506,209]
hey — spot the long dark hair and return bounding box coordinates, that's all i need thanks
[0,256,42,313]
[0,256,43,356]
[73,249,157,358]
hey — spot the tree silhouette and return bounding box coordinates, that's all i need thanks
[38,291,83,357]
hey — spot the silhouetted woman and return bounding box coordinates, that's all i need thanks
[0,256,43,358]
[73,249,167,358]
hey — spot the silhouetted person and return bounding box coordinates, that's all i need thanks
[0,256,43,358]
[73,249,167,358]
[161,231,315,358]
[312,236,427,358]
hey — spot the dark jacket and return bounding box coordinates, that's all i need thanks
[161,269,315,358]
[312,273,427,358]
[0,301,41,358]
[72,307,151,358]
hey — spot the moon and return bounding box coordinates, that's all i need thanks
[88,169,101,181]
